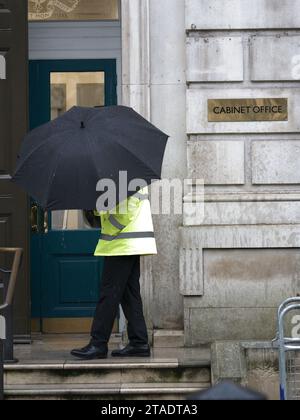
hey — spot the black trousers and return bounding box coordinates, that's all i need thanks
[91,255,148,347]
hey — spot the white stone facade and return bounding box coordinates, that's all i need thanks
[183,0,300,345]
[121,0,187,331]
[122,0,300,345]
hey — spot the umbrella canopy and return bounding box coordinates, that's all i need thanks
[188,381,267,401]
[12,106,169,210]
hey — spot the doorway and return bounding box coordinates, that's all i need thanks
[29,59,117,333]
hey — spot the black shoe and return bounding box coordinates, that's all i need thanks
[111,344,151,358]
[71,343,108,360]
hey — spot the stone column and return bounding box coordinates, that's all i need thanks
[121,0,154,331]
[121,0,188,334]
[149,0,187,331]
[121,0,151,119]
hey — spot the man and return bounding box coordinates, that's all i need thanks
[71,187,157,360]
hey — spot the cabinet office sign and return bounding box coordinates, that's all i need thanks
[208,98,288,122]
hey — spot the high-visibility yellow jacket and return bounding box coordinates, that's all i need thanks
[94,187,157,257]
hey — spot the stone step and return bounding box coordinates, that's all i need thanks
[6,339,211,400]
[5,382,209,400]
[4,359,211,400]
[5,360,211,387]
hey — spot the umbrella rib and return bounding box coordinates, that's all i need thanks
[87,107,168,178]
[87,108,118,125]
[84,129,103,182]
[42,133,75,209]
[88,109,167,176]
[84,129,160,197]
[14,128,75,173]
[86,128,161,182]
[111,137,163,179]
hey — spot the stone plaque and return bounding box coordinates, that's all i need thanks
[208,98,288,122]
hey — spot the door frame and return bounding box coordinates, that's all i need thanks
[27,17,122,334]
[20,1,154,336]
[29,59,117,130]
[29,58,117,331]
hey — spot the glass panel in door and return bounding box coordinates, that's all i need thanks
[50,71,105,231]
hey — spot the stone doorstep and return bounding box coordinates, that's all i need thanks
[5,360,180,371]
[153,330,185,348]
[4,382,209,397]
[4,358,211,373]
[6,337,212,398]
[4,357,212,397]
[5,366,211,388]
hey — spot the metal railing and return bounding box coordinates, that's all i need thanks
[274,298,300,401]
[0,248,23,401]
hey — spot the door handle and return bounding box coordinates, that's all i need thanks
[31,205,48,233]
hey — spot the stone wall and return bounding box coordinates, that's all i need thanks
[182,0,300,345]
[122,0,187,331]
[211,341,280,400]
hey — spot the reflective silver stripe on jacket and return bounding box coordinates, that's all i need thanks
[100,232,155,241]
[108,214,126,230]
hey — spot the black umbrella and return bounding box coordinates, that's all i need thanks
[12,106,169,210]
[187,381,267,401]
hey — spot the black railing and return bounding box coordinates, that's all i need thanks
[0,248,23,401]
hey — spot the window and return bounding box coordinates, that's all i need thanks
[28,0,119,22]
[49,71,105,230]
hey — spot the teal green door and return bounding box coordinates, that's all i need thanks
[30,59,117,333]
